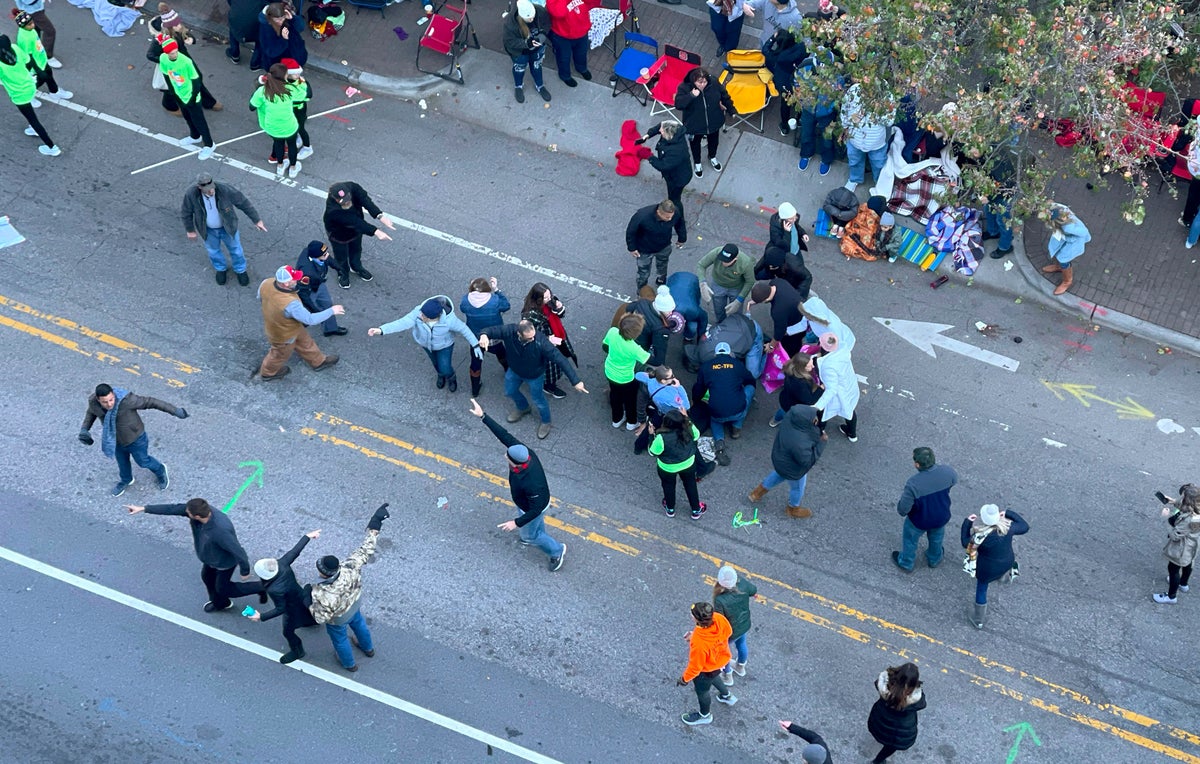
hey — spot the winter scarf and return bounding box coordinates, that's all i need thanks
[100,388,130,458]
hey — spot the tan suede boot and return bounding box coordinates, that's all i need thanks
[786,505,812,518]
[748,484,769,502]
[1053,265,1073,295]
[1041,262,1062,273]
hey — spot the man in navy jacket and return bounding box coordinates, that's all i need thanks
[893,447,958,571]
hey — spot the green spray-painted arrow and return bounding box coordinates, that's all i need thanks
[1003,722,1041,764]
[222,461,264,513]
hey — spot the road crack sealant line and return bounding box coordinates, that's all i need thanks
[0,544,564,764]
[42,95,631,305]
[307,410,1200,761]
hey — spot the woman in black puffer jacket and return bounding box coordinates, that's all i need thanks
[643,120,694,230]
[867,663,927,763]
[674,68,735,177]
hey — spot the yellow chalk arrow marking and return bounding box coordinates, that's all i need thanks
[1040,381,1155,420]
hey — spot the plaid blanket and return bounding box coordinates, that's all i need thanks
[926,207,983,276]
[888,168,949,226]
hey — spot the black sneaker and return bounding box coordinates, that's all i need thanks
[990,247,1013,259]
[780,123,791,136]
[514,87,526,103]
[279,647,305,664]
[338,273,350,289]
[538,86,552,102]
[226,51,240,64]
[111,478,134,497]
[561,76,578,87]
[448,377,458,393]
[580,70,592,80]
[203,600,233,613]
[157,464,169,490]
[548,543,566,572]
[236,271,250,286]
[664,498,675,517]
[324,327,349,337]
[352,268,373,282]
[215,270,228,285]
[839,424,859,443]
[691,502,707,520]
[543,384,567,399]
[437,376,446,389]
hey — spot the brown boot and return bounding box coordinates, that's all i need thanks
[786,505,812,518]
[1041,262,1062,273]
[748,484,769,502]
[1053,265,1073,295]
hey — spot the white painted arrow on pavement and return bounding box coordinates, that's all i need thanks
[874,318,1020,372]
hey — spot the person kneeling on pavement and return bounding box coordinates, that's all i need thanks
[692,341,756,466]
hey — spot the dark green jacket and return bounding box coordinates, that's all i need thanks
[714,580,758,639]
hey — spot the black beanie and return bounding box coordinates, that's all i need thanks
[866,195,887,215]
[317,555,340,576]
[306,240,327,259]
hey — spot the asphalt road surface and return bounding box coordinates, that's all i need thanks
[1,9,1198,764]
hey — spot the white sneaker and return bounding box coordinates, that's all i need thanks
[709,157,723,171]
[296,145,313,161]
[611,416,626,429]
[693,162,704,178]
[198,146,215,161]
[48,57,63,69]
[24,126,38,137]
[180,136,202,146]
[1181,585,1191,593]
[287,161,301,179]
[625,421,638,431]
[55,88,73,100]
[844,180,858,191]
[31,97,42,108]
[277,158,290,177]
[1187,240,1195,250]
[1154,592,1177,604]
[38,144,61,156]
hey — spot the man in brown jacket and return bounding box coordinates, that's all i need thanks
[79,383,188,496]
[257,265,343,381]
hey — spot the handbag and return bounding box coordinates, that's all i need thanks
[760,344,790,393]
[151,65,167,91]
[962,526,994,577]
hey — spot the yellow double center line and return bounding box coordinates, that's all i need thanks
[4,294,1198,761]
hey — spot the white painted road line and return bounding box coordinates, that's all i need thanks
[0,543,564,764]
[874,317,1021,372]
[45,95,631,304]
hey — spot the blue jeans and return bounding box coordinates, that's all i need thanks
[311,282,340,334]
[325,609,374,668]
[976,578,990,605]
[847,143,888,184]
[799,110,836,164]
[550,32,589,79]
[203,227,246,273]
[709,385,755,440]
[518,512,563,559]
[761,471,807,505]
[1187,214,1200,248]
[424,346,456,382]
[897,517,945,570]
[504,368,552,423]
[511,45,546,89]
[707,8,745,52]
[115,432,165,485]
[726,632,748,669]
[984,199,1014,251]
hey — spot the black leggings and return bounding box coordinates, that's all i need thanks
[281,608,317,654]
[608,379,639,425]
[272,133,299,165]
[34,67,58,94]
[200,564,264,610]
[178,98,214,147]
[658,463,700,512]
[16,102,53,147]
[872,745,898,763]
[1169,562,1194,598]
[693,669,730,716]
[689,131,719,164]
[296,104,310,147]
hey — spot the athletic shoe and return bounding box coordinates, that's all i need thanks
[769,416,781,428]
[514,87,525,103]
[236,271,250,286]
[715,693,738,706]
[780,124,791,137]
[339,273,351,289]
[612,416,626,429]
[663,498,675,517]
[709,157,723,171]
[157,464,170,490]
[681,712,712,726]
[1180,585,1191,593]
[203,600,233,613]
[448,377,458,393]
[561,76,578,87]
[544,384,567,399]
[31,97,42,107]
[1154,592,1178,604]
[819,162,831,176]
[690,502,707,520]
[720,669,734,686]
[839,424,858,443]
[297,146,314,161]
[55,89,74,100]
[48,57,63,69]
[798,156,810,171]
[732,661,746,677]
[277,158,289,177]
[288,161,302,179]
[111,478,134,497]
[990,247,1013,258]
[580,70,592,80]
[694,163,704,178]
[1179,215,1188,227]
[38,144,61,156]
[215,270,228,285]
[198,146,215,161]
[548,543,565,572]
[625,422,638,431]
[537,86,552,102]
[352,268,373,282]
[226,51,241,64]
[24,126,37,137]
[180,136,202,146]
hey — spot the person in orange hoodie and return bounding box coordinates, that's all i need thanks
[677,601,738,725]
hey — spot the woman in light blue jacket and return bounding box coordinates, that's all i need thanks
[1042,204,1090,296]
[367,296,480,392]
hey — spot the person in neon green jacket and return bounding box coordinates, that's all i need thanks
[282,57,314,161]
[251,63,301,178]
[0,34,58,155]
[13,12,70,100]
[159,35,215,160]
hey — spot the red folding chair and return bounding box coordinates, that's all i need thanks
[415,0,480,84]
[637,45,701,120]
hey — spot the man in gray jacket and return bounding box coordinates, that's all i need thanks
[181,173,267,286]
[79,383,188,496]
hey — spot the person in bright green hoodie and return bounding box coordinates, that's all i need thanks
[159,35,214,160]
[0,33,58,155]
[13,11,70,100]
[251,63,301,179]
[282,57,313,161]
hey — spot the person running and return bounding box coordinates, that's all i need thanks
[469,398,566,571]
[251,63,302,179]
[256,265,342,380]
[867,663,927,763]
[368,296,480,393]
[125,498,267,612]
[282,57,313,161]
[1153,484,1200,604]
[713,565,757,685]
[159,34,215,160]
[13,11,71,100]
[79,383,187,496]
[247,529,321,664]
[962,503,1029,629]
[309,504,389,672]
[521,282,578,400]
[323,181,395,288]
[0,34,58,155]
[478,319,587,440]
[893,446,958,572]
[770,351,823,426]
[649,409,707,520]
[603,313,650,430]
[678,601,737,726]
[460,277,511,396]
[748,404,825,518]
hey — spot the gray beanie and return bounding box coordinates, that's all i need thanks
[801,743,828,763]
[507,444,530,464]
[880,212,895,226]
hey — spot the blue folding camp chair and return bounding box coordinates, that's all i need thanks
[610,32,657,106]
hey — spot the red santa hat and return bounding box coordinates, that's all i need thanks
[281,57,303,77]
[159,35,179,55]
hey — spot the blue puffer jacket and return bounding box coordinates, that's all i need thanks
[379,295,477,351]
[459,291,511,336]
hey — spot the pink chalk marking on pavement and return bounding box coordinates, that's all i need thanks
[1063,340,1093,351]
[1077,301,1108,316]
[1066,325,1096,336]
[741,236,766,246]
[759,205,777,214]
[324,114,351,123]
[754,221,769,229]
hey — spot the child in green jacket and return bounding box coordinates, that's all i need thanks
[13,12,70,100]
[0,33,59,154]
[250,63,301,178]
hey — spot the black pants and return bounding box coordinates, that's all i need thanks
[693,669,731,715]
[163,82,217,112]
[608,379,639,425]
[1169,562,1194,598]
[873,744,899,763]
[272,133,299,165]
[658,463,700,512]
[200,564,264,609]
[689,131,720,164]
[665,181,687,233]
[1184,179,1200,225]
[779,94,794,130]
[469,342,508,393]
[330,236,365,280]
[178,98,214,147]
[282,608,318,654]
[34,67,58,94]
[16,102,53,147]
[296,104,310,147]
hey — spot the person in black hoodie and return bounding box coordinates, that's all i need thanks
[322,181,395,288]
[749,278,808,355]
[641,120,693,231]
[247,529,320,664]
[295,240,346,337]
[478,320,588,440]
[753,244,812,296]
[469,398,566,571]
[126,498,266,613]
[777,721,831,763]
[674,68,734,177]
[748,404,825,518]
[762,28,806,136]
[626,199,686,289]
[867,663,926,763]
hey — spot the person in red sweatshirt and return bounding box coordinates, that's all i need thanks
[677,601,738,725]
[545,0,591,88]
